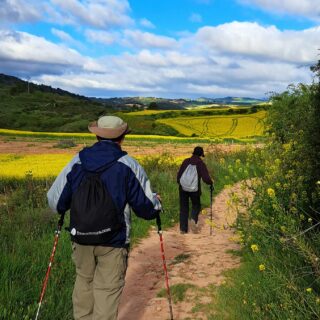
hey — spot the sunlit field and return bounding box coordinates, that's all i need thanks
[157,111,266,138]
[0,154,74,178]
[0,153,187,178]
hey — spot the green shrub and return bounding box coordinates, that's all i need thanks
[213,65,320,319]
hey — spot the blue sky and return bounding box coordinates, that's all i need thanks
[0,0,319,98]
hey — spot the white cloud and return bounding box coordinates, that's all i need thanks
[131,50,207,67]
[194,22,319,64]
[84,29,177,49]
[51,28,74,42]
[239,0,320,21]
[0,30,104,77]
[122,30,178,49]
[49,0,134,28]
[51,28,85,51]
[0,0,41,23]
[0,0,134,28]
[139,18,155,29]
[190,13,203,23]
[30,44,313,98]
[85,29,118,45]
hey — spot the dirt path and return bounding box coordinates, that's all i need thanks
[119,181,253,320]
[0,137,250,157]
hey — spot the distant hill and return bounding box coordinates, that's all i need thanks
[0,74,111,132]
[195,96,266,105]
[0,73,268,134]
[0,74,90,101]
[94,95,267,110]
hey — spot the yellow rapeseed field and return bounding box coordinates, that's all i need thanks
[0,154,73,178]
[0,128,208,142]
[157,111,266,138]
[0,153,183,178]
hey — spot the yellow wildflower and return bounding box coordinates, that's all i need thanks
[251,244,259,252]
[290,207,298,214]
[306,288,312,293]
[267,188,275,198]
[259,264,266,271]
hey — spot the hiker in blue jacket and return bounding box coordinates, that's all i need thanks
[47,115,162,320]
[177,146,213,234]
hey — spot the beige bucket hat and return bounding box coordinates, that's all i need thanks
[88,116,131,139]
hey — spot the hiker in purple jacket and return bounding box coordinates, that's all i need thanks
[177,146,213,234]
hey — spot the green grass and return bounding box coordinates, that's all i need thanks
[157,283,197,303]
[170,253,191,265]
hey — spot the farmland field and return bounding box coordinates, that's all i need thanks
[0,128,251,178]
[157,110,266,138]
[125,105,231,115]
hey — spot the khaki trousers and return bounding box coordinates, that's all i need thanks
[71,243,128,320]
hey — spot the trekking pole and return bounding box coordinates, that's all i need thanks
[156,214,174,320]
[35,213,65,320]
[210,185,213,236]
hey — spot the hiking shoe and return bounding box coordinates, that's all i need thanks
[180,230,187,234]
[190,219,198,234]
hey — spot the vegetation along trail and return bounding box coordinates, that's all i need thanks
[118,181,253,320]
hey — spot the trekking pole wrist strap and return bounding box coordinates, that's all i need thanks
[58,213,65,228]
[156,214,162,232]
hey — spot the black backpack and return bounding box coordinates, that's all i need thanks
[69,170,123,245]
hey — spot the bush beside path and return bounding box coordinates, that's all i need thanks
[119,181,253,320]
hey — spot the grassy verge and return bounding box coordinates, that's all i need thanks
[211,83,320,319]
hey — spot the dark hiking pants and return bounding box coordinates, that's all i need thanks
[179,188,201,232]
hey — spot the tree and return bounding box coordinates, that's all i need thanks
[148,102,158,110]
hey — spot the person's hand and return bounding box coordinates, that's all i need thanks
[156,193,162,202]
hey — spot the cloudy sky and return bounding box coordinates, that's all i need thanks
[1,0,319,98]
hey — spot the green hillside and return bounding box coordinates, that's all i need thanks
[0,74,111,132]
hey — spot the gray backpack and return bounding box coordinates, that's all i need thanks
[180,164,198,192]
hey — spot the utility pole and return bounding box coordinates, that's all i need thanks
[26,76,31,94]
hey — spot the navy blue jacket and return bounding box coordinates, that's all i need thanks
[47,140,162,247]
